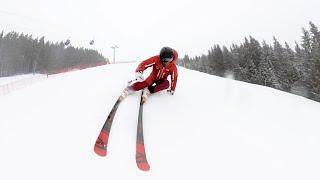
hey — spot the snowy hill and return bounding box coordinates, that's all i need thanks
[1,63,320,180]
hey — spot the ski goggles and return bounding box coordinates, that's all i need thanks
[162,57,173,64]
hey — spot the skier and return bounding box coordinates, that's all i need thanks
[122,46,178,102]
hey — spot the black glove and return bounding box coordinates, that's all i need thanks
[167,89,175,95]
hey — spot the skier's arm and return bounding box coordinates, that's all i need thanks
[136,56,157,72]
[169,49,178,92]
[170,65,178,91]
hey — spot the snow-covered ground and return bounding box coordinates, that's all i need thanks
[0,74,40,85]
[0,74,47,96]
[0,63,320,180]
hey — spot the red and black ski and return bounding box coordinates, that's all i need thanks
[135,91,150,171]
[94,95,124,156]
[94,89,150,171]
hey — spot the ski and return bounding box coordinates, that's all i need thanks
[135,91,150,171]
[94,94,124,157]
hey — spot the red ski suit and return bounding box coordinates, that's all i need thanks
[130,50,178,93]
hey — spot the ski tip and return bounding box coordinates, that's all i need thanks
[94,146,107,157]
[94,131,109,157]
[137,162,150,171]
[136,144,150,171]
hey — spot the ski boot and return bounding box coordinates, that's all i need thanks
[142,88,151,103]
[120,86,134,100]
[120,80,137,100]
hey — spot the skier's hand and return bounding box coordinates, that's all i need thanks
[167,89,175,95]
[135,71,144,82]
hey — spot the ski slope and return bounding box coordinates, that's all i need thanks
[0,74,47,96]
[0,63,320,180]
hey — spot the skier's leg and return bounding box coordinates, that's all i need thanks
[130,81,149,91]
[148,79,170,93]
[140,79,169,102]
[130,75,155,91]
[121,80,148,99]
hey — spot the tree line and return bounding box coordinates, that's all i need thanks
[178,22,320,103]
[0,31,108,77]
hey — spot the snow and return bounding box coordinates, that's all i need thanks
[0,74,47,96]
[0,74,44,85]
[0,63,320,180]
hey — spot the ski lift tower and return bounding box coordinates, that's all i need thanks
[111,45,119,64]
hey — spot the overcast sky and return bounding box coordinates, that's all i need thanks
[0,0,319,62]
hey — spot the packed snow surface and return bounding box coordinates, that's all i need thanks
[1,63,320,180]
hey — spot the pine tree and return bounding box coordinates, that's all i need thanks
[182,55,191,68]
[258,41,280,88]
[272,37,299,91]
[307,22,320,101]
[222,46,236,78]
[212,45,225,76]
[236,37,262,84]
[309,21,320,60]
[301,28,312,60]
